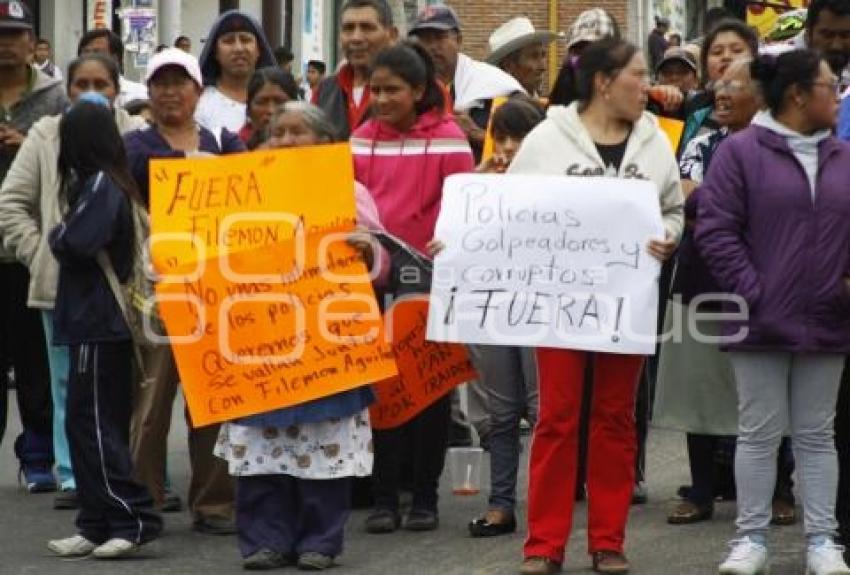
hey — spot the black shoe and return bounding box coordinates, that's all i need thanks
[193,516,237,535]
[404,509,438,531]
[161,489,182,513]
[468,513,517,537]
[631,482,648,505]
[365,508,401,534]
[243,548,292,570]
[53,489,79,510]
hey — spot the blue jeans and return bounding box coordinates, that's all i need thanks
[41,311,74,489]
[469,345,538,513]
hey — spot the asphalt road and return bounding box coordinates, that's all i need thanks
[0,392,807,575]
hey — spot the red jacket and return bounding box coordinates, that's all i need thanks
[351,109,474,254]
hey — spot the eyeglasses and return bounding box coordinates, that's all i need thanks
[812,81,839,94]
[711,79,748,94]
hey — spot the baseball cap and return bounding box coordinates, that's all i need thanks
[0,0,33,31]
[656,48,698,74]
[145,48,204,87]
[567,8,617,50]
[409,4,461,35]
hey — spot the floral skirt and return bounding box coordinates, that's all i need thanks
[215,409,374,479]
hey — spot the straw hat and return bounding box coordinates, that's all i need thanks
[486,17,561,65]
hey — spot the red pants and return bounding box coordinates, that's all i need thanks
[524,349,644,563]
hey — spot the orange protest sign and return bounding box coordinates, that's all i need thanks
[149,144,356,271]
[370,298,477,430]
[150,145,397,427]
[658,116,685,153]
[156,237,398,427]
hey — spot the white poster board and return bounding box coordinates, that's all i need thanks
[426,174,665,355]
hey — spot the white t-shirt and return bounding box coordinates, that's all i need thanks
[352,85,365,106]
[195,86,247,134]
[116,76,148,109]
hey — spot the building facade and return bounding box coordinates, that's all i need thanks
[28,0,663,84]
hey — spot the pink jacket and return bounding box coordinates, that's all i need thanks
[351,109,474,254]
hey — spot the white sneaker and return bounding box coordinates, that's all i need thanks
[91,538,139,559]
[47,534,97,557]
[718,536,769,575]
[807,539,850,575]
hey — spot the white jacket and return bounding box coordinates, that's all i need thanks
[508,103,685,242]
[0,109,146,309]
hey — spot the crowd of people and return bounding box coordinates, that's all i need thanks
[3,0,850,573]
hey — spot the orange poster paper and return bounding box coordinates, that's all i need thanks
[149,143,356,271]
[149,145,397,426]
[658,116,685,153]
[157,238,398,427]
[370,298,477,430]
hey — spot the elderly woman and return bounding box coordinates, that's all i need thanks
[214,101,388,571]
[679,19,759,156]
[657,57,798,528]
[0,53,147,511]
[123,48,245,534]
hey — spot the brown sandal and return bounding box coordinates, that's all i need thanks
[520,556,561,575]
[667,500,714,524]
[592,551,630,574]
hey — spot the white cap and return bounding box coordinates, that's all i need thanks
[145,48,203,87]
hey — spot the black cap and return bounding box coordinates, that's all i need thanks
[409,4,461,35]
[0,0,33,30]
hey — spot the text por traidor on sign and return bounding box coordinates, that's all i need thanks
[426,174,664,355]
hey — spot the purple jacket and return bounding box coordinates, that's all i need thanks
[695,125,850,352]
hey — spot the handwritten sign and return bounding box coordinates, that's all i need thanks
[370,298,477,430]
[150,145,398,426]
[149,144,356,270]
[426,174,664,355]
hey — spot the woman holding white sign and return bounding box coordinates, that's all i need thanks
[507,38,684,575]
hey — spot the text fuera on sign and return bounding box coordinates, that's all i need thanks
[149,144,398,426]
[426,174,665,355]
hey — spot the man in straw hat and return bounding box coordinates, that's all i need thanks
[486,17,561,96]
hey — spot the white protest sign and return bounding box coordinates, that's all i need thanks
[426,174,665,355]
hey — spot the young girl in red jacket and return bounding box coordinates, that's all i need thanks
[351,41,474,533]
